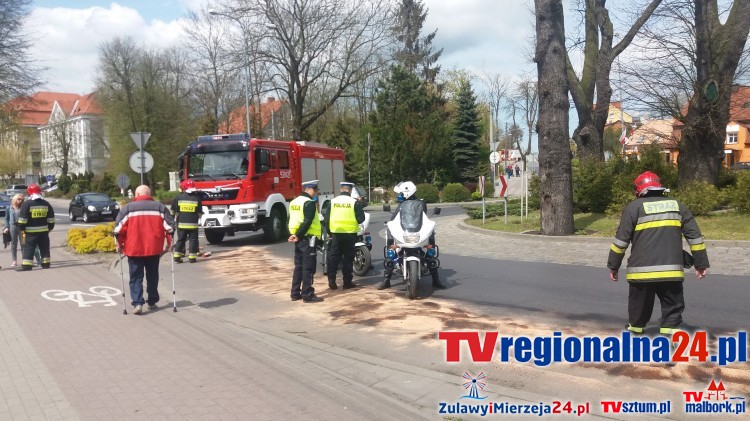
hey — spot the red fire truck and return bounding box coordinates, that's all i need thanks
[178,133,345,244]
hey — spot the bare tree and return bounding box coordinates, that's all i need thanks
[480,71,510,144]
[43,123,77,176]
[509,75,538,170]
[623,0,750,184]
[566,0,663,162]
[235,0,396,141]
[0,0,43,101]
[535,0,574,235]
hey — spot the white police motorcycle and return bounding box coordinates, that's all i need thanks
[319,212,373,276]
[384,200,440,299]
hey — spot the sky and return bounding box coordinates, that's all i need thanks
[26,0,537,95]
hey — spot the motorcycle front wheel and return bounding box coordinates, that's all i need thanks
[352,245,372,276]
[407,260,419,300]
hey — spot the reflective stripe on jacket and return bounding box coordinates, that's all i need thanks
[18,198,55,234]
[328,195,359,233]
[607,195,709,282]
[171,192,202,230]
[288,195,321,238]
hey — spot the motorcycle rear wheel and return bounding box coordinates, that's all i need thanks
[407,260,419,300]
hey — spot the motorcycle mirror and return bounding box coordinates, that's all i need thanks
[432,207,441,216]
[383,204,391,212]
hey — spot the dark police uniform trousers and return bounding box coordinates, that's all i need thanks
[291,236,317,299]
[327,233,357,285]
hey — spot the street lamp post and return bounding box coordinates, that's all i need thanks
[209,10,252,138]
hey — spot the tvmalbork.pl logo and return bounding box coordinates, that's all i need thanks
[683,379,747,415]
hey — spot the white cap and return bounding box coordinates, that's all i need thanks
[302,180,319,189]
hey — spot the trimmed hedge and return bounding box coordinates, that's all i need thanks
[675,181,720,216]
[731,172,750,213]
[416,183,440,203]
[68,222,116,254]
[442,183,471,202]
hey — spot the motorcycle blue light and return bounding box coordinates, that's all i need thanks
[365,235,372,243]
[426,247,436,257]
[386,249,397,260]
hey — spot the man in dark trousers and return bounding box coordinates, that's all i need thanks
[171,179,202,263]
[114,185,175,315]
[17,184,54,271]
[325,182,366,290]
[287,180,324,303]
[608,171,709,334]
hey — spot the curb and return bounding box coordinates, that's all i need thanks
[457,218,750,249]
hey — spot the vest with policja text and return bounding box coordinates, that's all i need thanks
[288,195,321,237]
[328,195,359,234]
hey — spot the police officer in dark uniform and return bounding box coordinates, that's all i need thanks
[171,179,203,263]
[288,180,324,303]
[378,181,446,290]
[326,182,366,290]
[17,184,55,271]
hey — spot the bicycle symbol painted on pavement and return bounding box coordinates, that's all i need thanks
[41,286,122,308]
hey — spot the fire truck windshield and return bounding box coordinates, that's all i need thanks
[187,150,249,180]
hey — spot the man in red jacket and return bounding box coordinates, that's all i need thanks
[114,185,175,315]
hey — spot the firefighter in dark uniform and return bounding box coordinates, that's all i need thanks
[378,181,446,290]
[171,180,202,263]
[287,180,324,303]
[17,184,55,271]
[326,182,366,290]
[607,171,709,334]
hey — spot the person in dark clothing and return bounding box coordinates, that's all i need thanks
[16,185,54,271]
[171,180,203,263]
[607,171,709,334]
[325,182,366,290]
[287,180,324,303]
[378,181,446,290]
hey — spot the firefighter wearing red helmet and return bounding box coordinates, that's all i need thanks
[171,179,203,263]
[17,184,55,271]
[607,171,709,335]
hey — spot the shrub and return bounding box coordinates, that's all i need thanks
[416,183,440,203]
[675,181,720,216]
[464,199,523,219]
[67,222,116,254]
[730,172,750,213]
[57,175,72,194]
[527,174,541,210]
[471,191,482,201]
[573,159,615,213]
[156,190,179,205]
[441,183,471,202]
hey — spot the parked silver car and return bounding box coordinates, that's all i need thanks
[5,185,27,196]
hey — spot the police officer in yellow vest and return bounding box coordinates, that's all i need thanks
[326,182,366,290]
[288,180,324,303]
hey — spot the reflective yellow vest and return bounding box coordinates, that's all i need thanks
[329,195,359,233]
[288,196,321,237]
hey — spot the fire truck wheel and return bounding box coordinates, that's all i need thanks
[204,230,225,245]
[263,207,285,242]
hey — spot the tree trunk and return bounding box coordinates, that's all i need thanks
[535,0,574,236]
[678,0,750,185]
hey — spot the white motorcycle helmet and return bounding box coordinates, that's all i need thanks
[351,187,362,200]
[400,181,417,199]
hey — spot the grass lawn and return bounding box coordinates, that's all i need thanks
[465,211,750,241]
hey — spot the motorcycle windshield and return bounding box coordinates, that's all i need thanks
[399,200,423,231]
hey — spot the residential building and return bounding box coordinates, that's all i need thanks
[2,92,107,180]
[624,119,678,163]
[38,92,107,176]
[604,101,634,126]
[723,85,750,167]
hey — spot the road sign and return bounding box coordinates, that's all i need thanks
[130,132,151,149]
[489,151,500,164]
[116,173,130,190]
[499,175,508,197]
[478,176,485,196]
[129,151,154,173]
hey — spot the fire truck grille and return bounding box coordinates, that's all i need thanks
[202,189,239,201]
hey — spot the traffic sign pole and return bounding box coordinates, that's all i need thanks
[140,133,144,185]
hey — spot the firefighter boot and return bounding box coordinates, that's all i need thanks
[377,273,391,290]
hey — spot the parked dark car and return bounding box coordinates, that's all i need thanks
[69,193,120,222]
[0,193,10,217]
[730,162,750,171]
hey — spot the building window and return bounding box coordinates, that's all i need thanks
[727,132,738,144]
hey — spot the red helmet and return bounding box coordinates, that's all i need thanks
[634,171,665,196]
[27,184,42,195]
[183,179,196,193]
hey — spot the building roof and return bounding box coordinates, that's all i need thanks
[3,91,101,126]
[224,97,286,136]
[729,85,750,122]
[626,119,676,148]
